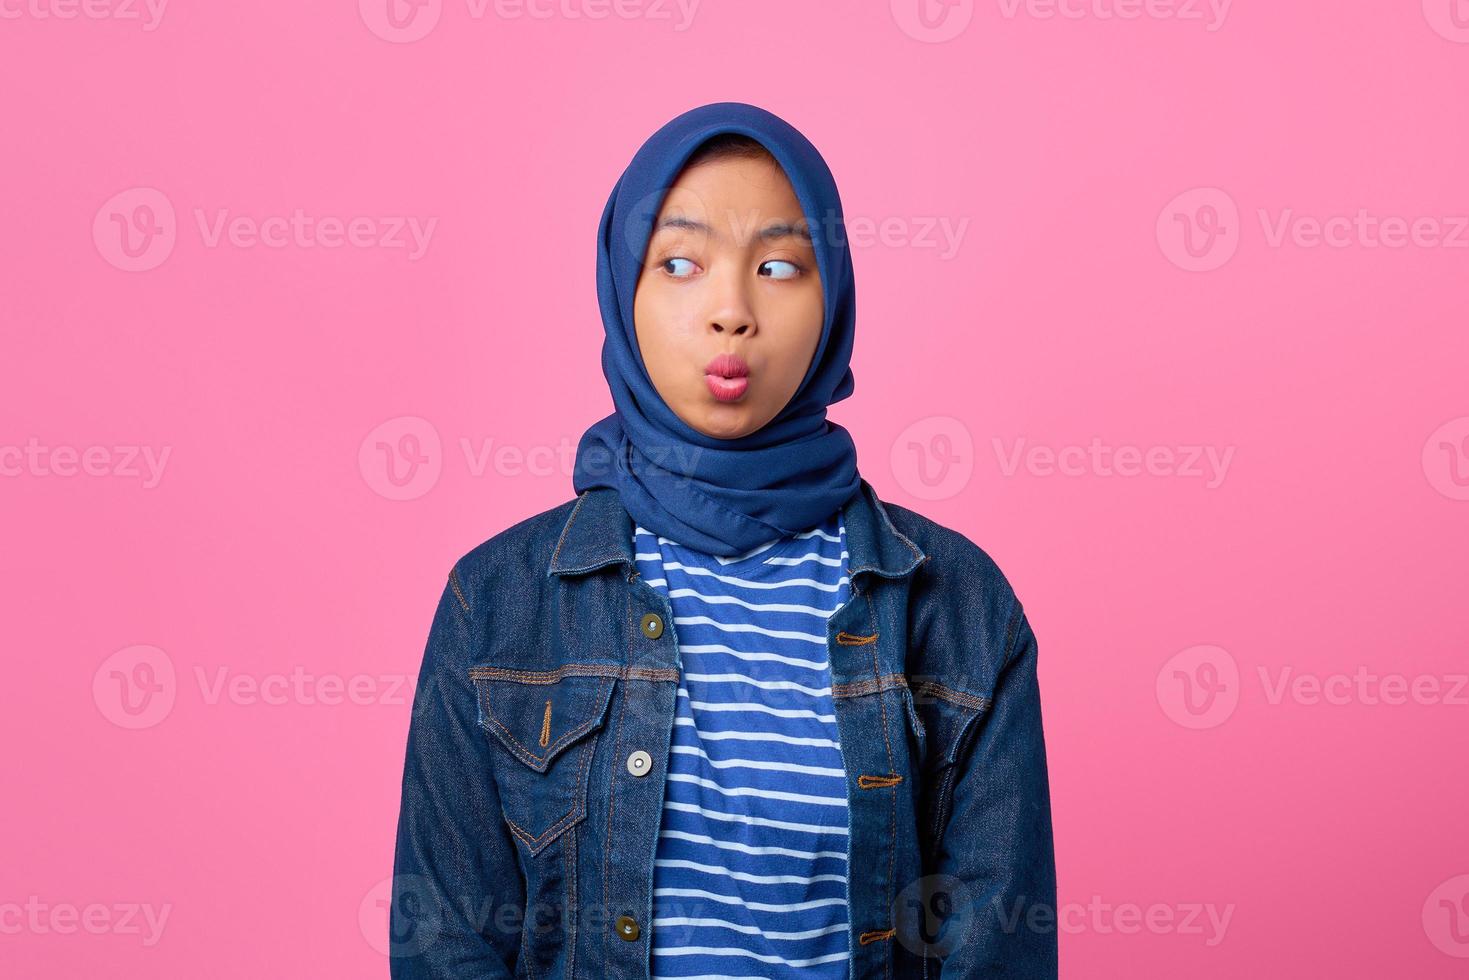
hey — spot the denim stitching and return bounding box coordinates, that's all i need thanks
[565,817,577,980]
[504,713,596,856]
[846,489,927,579]
[866,592,896,980]
[479,676,612,770]
[521,825,540,980]
[548,491,589,569]
[832,672,907,699]
[469,664,679,683]
[832,677,990,720]
[603,587,632,973]
[547,491,634,577]
[910,680,990,712]
[505,802,575,852]
[899,687,926,739]
[520,920,537,980]
[448,565,471,616]
[931,705,989,852]
[871,491,926,563]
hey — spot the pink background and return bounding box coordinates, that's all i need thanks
[4,1,1468,976]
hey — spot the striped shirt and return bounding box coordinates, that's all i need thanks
[635,511,853,979]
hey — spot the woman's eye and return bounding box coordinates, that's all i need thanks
[661,257,698,278]
[758,259,801,281]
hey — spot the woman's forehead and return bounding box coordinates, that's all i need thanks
[653,160,812,245]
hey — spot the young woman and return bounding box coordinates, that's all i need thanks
[390,102,1057,980]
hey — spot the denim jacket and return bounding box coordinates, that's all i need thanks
[390,478,1057,979]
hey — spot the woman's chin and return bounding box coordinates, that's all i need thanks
[688,401,766,440]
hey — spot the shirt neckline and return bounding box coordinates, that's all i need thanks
[641,513,844,573]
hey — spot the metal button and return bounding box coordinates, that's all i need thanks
[626,750,652,777]
[615,914,640,941]
[640,612,664,639]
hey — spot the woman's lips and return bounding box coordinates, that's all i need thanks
[705,374,749,402]
[705,353,749,403]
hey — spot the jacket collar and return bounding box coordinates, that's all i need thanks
[547,478,927,580]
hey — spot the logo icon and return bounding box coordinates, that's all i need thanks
[892,416,974,501]
[1156,644,1239,729]
[94,188,176,272]
[1423,0,1469,42]
[359,416,443,501]
[890,0,975,42]
[1423,875,1469,957]
[1422,417,1469,501]
[359,0,442,42]
[1157,187,1240,272]
[360,874,442,957]
[93,645,177,729]
[892,873,975,957]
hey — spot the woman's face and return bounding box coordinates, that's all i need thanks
[633,152,824,441]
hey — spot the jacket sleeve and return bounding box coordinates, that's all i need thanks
[388,566,522,978]
[937,605,1058,978]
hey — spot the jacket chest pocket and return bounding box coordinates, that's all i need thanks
[468,667,618,857]
[903,678,990,857]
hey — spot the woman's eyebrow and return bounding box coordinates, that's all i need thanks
[757,220,813,244]
[654,214,813,245]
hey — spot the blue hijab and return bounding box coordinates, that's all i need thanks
[571,101,861,557]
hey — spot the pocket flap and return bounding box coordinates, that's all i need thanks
[906,677,991,769]
[469,667,617,772]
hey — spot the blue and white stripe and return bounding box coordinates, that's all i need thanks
[636,512,853,979]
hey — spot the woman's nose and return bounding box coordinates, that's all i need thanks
[706,269,756,336]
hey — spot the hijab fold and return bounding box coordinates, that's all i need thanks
[571,102,861,556]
